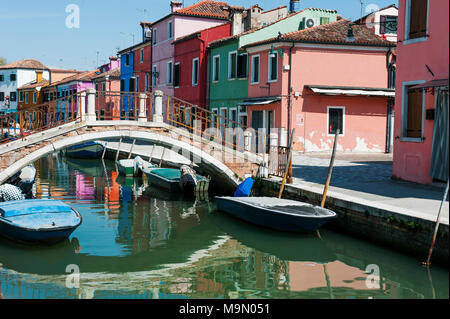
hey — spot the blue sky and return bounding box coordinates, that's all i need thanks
[0,0,398,70]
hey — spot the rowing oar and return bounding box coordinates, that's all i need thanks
[278,129,295,199]
[423,178,449,267]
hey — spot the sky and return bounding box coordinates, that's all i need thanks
[0,0,398,70]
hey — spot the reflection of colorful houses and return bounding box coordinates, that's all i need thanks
[75,172,95,200]
[392,0,449,184]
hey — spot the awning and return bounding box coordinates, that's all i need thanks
[306,85,395,97]
[411,79,449,89]
[239,97,281,106]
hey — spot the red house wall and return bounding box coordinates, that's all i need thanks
[133,42,152,92]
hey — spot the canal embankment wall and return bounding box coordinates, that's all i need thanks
[257,178,449,267]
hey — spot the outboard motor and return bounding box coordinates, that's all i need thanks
[14,165,36,199]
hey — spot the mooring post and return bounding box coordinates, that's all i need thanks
[321,128,340,208]
[115,138,122,162]
[128,139,136,159]
[102,140,108,160]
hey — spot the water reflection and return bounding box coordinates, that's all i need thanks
[0,153,448,299]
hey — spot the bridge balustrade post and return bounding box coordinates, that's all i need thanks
[244,130,252,152]
[79,91,86,121]
[86,88,97,122]
[138,93,147,123]
[153,90,164,123]
[270,131,279,148]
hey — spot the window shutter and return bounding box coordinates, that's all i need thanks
[380,15,387,34]
[174,64,180,87]
[406,88,423,138]
[409,0,427,39]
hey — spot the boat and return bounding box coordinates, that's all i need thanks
[116,156,156,177]
[214,197,337,233]
[6,164,37,199]
[65,141,104,159]
[145,167,209,194]
[0,199,82,244]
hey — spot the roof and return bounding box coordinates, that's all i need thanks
[92,68,121,81]
[118,40,151,55]
[47,70,99,87]
[18,80,50,90]
[354,4,398,23]
[0,59,49,70]
[305,85,395,97]
[141,0,230,28]
[172,22,230,45]
[243,19,396,49]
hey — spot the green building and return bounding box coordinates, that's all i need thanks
[207,8,339,126]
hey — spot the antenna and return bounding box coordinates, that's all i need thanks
[360,0,364,18]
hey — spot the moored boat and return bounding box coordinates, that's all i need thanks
[65,141,104,159]
[116,156,156,177]
[145,168,208,194]
[0,199,82,244]
[214,196,337,233]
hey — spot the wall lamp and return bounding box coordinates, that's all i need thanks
[269,44,284,58]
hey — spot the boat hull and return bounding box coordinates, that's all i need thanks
[215,197,336,233]
[0,222,79,244]
[66,142,104,159]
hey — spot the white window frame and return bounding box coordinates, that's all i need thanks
[168,21,173,39]
[153,28,157,45]
[167,61,173,85]
[192,57,199,86]
[211,108,219,127]
[251,54,260,84]
[229,107,238,126]
[135,76,139,92]
[268,52,278,83]
[140,49,144,63]
[212,55,220,83]
[228,51,237,80]
[326,106,346,137]
[404,0,429,45]
[174,62,180,88]
[400,80,426,142]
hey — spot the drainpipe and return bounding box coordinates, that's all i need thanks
[385,48,394,153]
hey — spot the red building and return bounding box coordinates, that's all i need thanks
[133,41,153,92]
[172,23,231,108]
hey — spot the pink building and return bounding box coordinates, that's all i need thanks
[392,0,449,184]
[140,0,231,97]
[242,19,396,152]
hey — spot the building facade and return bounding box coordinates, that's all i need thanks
[354,4,398,42]
[392,0,449,184]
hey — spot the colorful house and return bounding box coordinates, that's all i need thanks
[118,44,136,117]
[208,7,339,126]
[17,70,48,110]
[354,4,398,43]
[133,41,152,93]
[392,0,449,184]
[140,0,232,98]
[93,57,121,120]
[0,59,50,115]
[172,22,231,109]
[242,19,396,152]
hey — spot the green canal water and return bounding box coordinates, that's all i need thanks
[0,153,448,299]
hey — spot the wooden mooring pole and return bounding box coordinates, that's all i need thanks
[115,138,122,162]
[321,129,340,208]
[128,139,136,159]
[423,178,449,267]
[278,129,295,199]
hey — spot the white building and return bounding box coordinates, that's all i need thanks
[354,4,398,42]
[0,59,50,115]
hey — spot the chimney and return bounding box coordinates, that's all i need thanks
[289,0,301,14]
[36,70,43,83]
[225,6,245,36]
[170,1,182,12]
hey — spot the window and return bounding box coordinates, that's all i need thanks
[192,58,199,86]
[152,66,157,86]
[406,0,428,40]
[174,63,180,87]
[320,17,330,25]
[228,51,237,79]
[237,53,248,78]
[403,86,424,138]
[140,49,144,63]
[251,55,260,84]
[268,52,278,82]
[153,28,157,44]
[19,91,24,102]
[0,92,3,101]
[145,73,150,91]
[380,15,398,35]
[10,74,16,81]
[102,82,106,92]
[120,79,125,92]
[10,92,17,102]
[167,61,173,85]
[125,54,130,66]
[33,92,37,104]
[0,74,4,82]
[328,107,344,135]
[168,21,173,39]
[136,76,140,92]
[212,55,220,82]
[129,77,135,92]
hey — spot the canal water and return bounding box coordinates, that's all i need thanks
[0,153,448,299]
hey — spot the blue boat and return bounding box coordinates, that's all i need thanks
[214,197,337,233]
[65,141,104,159]
[0,199,82,244]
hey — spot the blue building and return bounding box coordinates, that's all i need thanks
[118,46,137,118]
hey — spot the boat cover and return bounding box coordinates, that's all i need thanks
[234,177,254,197]
[0,199,72,218]
[150,168,181,180]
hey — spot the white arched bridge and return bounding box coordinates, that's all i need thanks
[0,90,290,191]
